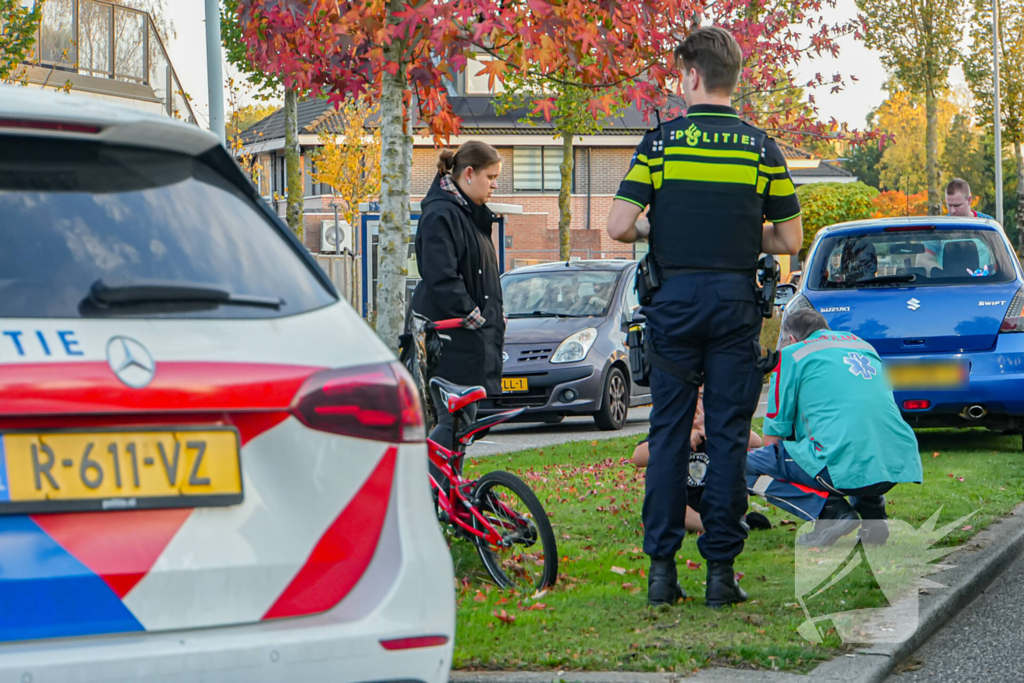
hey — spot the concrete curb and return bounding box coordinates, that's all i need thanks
[449,502,1024,683]
[811,501,1024,683]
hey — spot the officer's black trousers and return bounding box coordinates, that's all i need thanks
[642,272,763,563]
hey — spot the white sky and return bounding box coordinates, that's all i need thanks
[164,0,891,132]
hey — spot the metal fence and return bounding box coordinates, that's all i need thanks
[25,0,195,122]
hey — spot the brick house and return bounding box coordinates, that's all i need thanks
[237,72,854,271]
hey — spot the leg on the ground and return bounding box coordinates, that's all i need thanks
[745,444,829,522]
[851,487,892,545]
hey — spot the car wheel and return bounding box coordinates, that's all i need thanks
[594,367,628,431]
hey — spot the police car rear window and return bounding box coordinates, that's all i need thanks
[0,138,336,319]
[807,229,1015,290]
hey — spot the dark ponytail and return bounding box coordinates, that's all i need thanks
[436,140,501,178]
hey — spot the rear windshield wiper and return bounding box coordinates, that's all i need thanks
[87,279,284,309]
[854,274,917,287]
[507,310,585,318]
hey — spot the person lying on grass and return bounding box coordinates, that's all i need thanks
[749,307,923,547]
[631,387,771,534]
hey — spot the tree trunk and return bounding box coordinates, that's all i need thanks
[1015,140,1024,254]
[558,132,574,260]
[375,4,411,352]
[924,88,941,216]
[284,88,303,238]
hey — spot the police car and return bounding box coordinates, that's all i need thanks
[0,87,454,681]
[782,216,1024,432]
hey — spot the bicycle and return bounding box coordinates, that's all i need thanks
[401,315,558,591]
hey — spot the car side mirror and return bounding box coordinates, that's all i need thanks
[775,283,797,307]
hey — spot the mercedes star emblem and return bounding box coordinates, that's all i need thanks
[106,336,156,388]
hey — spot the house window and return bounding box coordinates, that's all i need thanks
[465,55,505,95]
[513,147,563,192]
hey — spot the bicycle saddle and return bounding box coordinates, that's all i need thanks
[429,377,487,414]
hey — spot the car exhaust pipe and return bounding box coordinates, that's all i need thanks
[962,404,988,420]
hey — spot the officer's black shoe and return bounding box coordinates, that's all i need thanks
[648,557,686,607]
[705,561,748,609]
[797,498,861,547]
[743,512,772,531]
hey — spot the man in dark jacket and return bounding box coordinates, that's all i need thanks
[410,143,505,449]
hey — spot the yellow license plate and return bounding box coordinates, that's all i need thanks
[887,362,968,391]
[0,429,243,515]
[502,377,529,393]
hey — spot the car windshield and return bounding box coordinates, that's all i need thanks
[807,229,1015,290]
[502,270,619,318]
[0,137,335,319]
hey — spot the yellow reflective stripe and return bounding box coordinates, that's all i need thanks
[759,164,787,175]
[757,176,768,194]
[615,195,647,209]
[636,154,649,163]
[666,146,760,163]
[652,170,663,189]
[768,177,796,197]
[647,157,663,167]
[663,160,757,185]
[624,162,652,185]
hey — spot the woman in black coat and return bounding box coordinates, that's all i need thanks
[410,141,504,448]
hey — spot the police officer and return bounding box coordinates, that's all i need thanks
[607,26,803,608]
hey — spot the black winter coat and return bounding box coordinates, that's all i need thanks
[410,175,505,395]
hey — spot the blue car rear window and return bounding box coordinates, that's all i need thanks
[807,229,1016,290]
[0,137,336,319]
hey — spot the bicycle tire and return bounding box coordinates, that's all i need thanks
[471,470,558,591]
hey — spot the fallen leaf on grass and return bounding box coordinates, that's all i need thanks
[610,566,627,575]
[528,603,547,610]
[686,559,701,570]
[495,597,508,605]
[961,525,973,531]
[780,519,797,526]
[933,452,941,458]
[958,477,965,482]
[473,592,486,603]
[622,582,634,589]
[591,441,598,446]
[734,572,745,582]
[493,609,515,625]
[531,589,548,600]
[948,473,954,478]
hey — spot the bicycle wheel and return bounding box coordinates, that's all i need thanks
[471,470,558,591]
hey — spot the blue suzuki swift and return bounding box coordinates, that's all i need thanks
[783,216,1024,433]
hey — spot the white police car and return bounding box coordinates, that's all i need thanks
[0,86,454,682]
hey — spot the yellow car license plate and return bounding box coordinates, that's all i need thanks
[0,429,243,515]
[502,377,529,393]
[887,361,969,391]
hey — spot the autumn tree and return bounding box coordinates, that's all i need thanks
[0,0,43,83]
[310,99,382,232]
[871,190,929,217]
[873,88,959,195]
[795,181,879,256]
[858,0,963,215]
[233,0,698,351]
[493,62,627,260]
[221,0,305,238]
[964,0,1024,247]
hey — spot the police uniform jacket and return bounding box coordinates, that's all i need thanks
[615,104,802,275]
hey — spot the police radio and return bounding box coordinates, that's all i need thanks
[756,254,780,319]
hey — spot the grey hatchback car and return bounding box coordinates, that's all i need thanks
[478,260,651,430]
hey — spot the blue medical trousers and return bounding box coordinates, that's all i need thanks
[642,272,764,563]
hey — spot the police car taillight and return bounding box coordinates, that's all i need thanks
[1000,286,1024,333]
[291,362,426,442]
[0,118,102,134]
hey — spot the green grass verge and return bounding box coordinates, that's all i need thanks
[450,424,1024,674]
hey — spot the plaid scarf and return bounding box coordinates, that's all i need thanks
[440,173,470,207]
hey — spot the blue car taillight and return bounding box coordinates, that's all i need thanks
[999,286,1024,333]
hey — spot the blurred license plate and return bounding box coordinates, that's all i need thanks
[502,377,529,393]
[887,361,968,390]
[0,429,243,515]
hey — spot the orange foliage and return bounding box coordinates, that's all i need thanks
[871,190,929,218]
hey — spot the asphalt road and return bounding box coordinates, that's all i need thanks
[468,387,769,458]
[886,546,1024,682]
